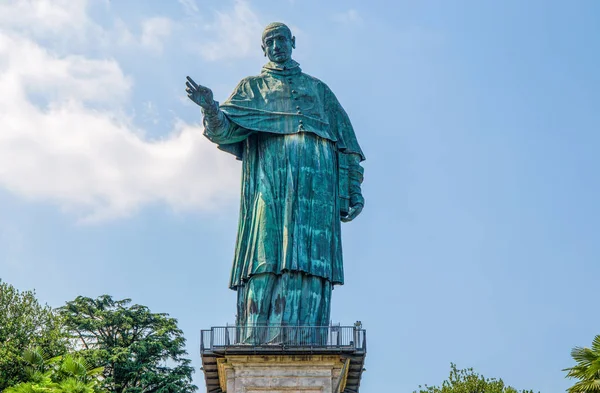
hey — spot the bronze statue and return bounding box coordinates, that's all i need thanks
[186,22,365,341]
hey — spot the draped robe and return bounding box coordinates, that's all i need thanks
[202,60,364,335]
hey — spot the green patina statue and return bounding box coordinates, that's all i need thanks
[186,22,365,341]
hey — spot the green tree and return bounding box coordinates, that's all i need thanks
[58,295,197,393]
[0,280,69,390]
[414,363,538,393]
[564,334,600,392]
[5,348,106,393]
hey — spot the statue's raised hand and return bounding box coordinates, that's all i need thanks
[186,76,214,109]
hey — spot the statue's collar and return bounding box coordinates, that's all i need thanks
[262,59,301,76]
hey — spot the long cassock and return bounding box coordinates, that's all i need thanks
[201,59,365,339]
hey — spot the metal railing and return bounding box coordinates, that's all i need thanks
[201,324,366,352]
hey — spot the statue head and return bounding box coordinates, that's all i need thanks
[261,22,295,64]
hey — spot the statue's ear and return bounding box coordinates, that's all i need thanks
[291,36,296,49]
[261,44,267,57]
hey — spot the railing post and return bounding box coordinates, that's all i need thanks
[362,329,367,351]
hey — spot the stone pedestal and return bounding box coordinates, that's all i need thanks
[200,325,366,393]
[216,355,350,393]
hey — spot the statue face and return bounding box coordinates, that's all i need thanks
[262,28,295,64]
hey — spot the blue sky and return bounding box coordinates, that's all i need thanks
[1,0,599,391]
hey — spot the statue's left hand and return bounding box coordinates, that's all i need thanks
[341,202,363,222]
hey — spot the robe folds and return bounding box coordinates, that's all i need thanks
[202,60,364,328]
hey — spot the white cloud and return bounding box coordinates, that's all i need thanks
[109,17,173,55]
[333,9,363,25]
[0,1,240,222]
[0,34,132,107]
[140,17,172,53]
[178,0,199,16]
[0,0,90,37]
[196,0,263,61]
[0,0,171,56]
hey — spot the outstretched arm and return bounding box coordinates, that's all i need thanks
[186,76,246,144]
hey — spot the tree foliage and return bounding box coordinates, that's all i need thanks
[0,281,69,390]
[58,295,197,393]
[564,334,600,392]
[4,348,106,393]
[414,363,538,393]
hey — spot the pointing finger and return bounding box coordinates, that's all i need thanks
[186,76,199,89]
